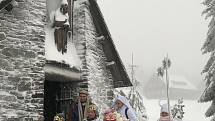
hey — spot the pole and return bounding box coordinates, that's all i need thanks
[68,0,74,41]
[71,0,74,40]
[68,0,72,28]
[131,53,134,85]
[165,55,171,121]
[128,53,135,107]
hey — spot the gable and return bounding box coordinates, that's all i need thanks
[87,0,132,88]
[168,75,197,90]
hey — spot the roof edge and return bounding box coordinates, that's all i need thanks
[88,0,132,87]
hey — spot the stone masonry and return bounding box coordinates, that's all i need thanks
[73,0,114,112]
[0,0,117,120]
[0,0,46,120]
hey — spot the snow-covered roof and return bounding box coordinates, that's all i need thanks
[163,75,197,90]
[88,0,132,88]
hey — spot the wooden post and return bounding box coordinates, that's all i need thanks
[71,0,74,40]
[68,0,74,40]
[165,55,171,121]
[68,0,72,28]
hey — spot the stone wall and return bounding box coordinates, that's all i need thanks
[0,0,46,120]
[0,0,116,120]
[73,0,114,112]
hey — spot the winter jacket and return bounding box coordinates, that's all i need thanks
[68,102,95,121]
[117,105,137,121]
[68,102,80,121]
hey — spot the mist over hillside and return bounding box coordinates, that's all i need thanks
[129,66,205,99]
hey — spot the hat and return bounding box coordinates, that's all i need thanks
[79,89,88,95]
[61,0,68,5]
[160,103,169,113]
[104,108,114,114]
[104,111,117,121]
[88,104,99,118]
[88,104,97,111]
[54,113,65,121]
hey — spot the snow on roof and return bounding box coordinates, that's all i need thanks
[88,0,132,88]
[163,75,197,90]
[45,26,81,69]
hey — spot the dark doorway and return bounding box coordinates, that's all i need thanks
[44,80,61,121]
[44,80,78,121]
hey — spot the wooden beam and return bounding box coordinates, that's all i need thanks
[105,61,115,67]
[45,64,81,82]
[96,35,105,43]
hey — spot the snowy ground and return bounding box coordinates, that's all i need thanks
[143,98,211,121]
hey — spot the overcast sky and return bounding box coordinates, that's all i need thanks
[97,0,209,85]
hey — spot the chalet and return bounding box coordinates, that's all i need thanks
[143,74,200,100]
[0,0,132,120]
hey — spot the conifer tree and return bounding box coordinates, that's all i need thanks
[199,0,215,120]
[171,98,185,120]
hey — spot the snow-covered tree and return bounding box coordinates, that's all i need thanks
[171,98,185,120]
[199,0,215,120]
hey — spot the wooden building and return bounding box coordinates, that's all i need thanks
[143,74,200,100]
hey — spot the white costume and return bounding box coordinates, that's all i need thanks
[113,95,138,121]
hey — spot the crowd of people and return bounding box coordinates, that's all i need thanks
[53,89,178,121]
[53,89,138,121]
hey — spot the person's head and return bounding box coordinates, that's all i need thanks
[54,113,65,121]
[115,99,124,109]
[113,95,129,110]
[87,104,98,120]
[60,0,68,14]
[160,112,169,117]
[160,103,170,117]
[79,90,88,103]
[103,108,116,121]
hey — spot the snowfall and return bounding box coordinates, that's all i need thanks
[143,97,211,121]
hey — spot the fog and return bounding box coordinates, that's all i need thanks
[97,0,209,88]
